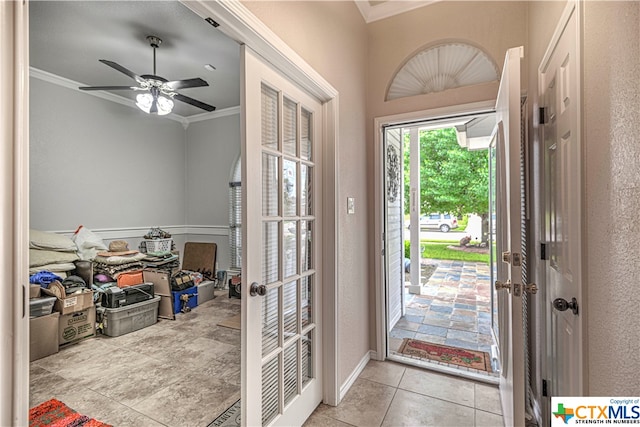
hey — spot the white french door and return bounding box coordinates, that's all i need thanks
[383,127,404,332]
[493,46,528,427]
[241,45,323,427]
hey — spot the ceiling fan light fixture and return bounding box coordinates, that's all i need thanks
[136,90,174,116]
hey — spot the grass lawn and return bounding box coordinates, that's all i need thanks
[421,242,489,263]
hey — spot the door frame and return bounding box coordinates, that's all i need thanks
[182,0,342,408]
[8,1,341,423]
[372,100,495,363]
[535,0,584,423]
[1,1,30,426]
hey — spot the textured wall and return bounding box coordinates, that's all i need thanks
[365,1,527,352]
[30,78,186,231]
[583,1,640,395]
[185,113,241,271]
[242,1,370,387]
[30,78,239,272]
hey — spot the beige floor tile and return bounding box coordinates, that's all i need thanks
[359,360,406,387]
[304,411,356,427]
[382,389,475,427]
[314,378,396,427]
[131,373,240,427]
[475,409,504,426]
[398,367,475,407]
[475,383,502,415]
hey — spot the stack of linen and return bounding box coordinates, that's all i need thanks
[29,229,79,278]
[92,240,147,282]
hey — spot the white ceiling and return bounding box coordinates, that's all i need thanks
[29,1,241,119]
[29,1,440,120]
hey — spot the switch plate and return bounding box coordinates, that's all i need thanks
[347,197,355,214]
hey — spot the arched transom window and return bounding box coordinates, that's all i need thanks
[387,42,499,101]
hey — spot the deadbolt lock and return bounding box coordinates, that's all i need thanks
[524,283,538,295]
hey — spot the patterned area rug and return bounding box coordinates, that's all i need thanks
[208,399,240,427]
[29,398,112,427]
[398,338,493,372]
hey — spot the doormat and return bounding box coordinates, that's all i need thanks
[398,338,492,372]
[218,313,241,330]
[29,398,112,427]
[208,399,240,427]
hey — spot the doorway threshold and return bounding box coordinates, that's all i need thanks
[387,353,499,386]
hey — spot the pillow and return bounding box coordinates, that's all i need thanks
[29,249,79,267]
[29,229,77,252]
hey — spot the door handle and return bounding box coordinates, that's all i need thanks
[553,297,579,315]
[250,282,267,297]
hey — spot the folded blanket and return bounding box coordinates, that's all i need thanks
[29,249,79,267]
[93,252,147,265]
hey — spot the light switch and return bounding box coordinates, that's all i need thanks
[347,197,355,214]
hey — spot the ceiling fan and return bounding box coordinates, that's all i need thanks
[79,35,216,115]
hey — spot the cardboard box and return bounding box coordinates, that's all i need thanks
[59,307,96,347]
[42,288,94,315]
[143,269,174,320]
[30,312,59,361]
[30,284,41,299]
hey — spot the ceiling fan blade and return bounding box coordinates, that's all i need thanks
[79,86,136,91]
[99,59,145,84]
[164,78,209,91]
[174,93,216,112]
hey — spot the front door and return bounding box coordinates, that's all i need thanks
[384,127,404,332]
[539,1,583,399]
[241,45,323,426]
[493,46,529,427]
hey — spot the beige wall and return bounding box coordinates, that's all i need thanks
[242,1,370,387]
[582,1,640,395]
[365,1,527,351]
[366,1,528,120]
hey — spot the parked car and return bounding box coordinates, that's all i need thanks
[420,213,459,232]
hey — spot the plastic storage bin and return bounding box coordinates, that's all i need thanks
[171,287,198,314]
[29,296,57,318]
[197,280,215,304]
[102,296,160,337]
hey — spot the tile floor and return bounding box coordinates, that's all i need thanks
[390,260,496,359]
[30,294,241,427]
[304,359,503,427]
[30,284,502,427]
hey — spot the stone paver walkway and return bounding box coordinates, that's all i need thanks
[390,259,497,374]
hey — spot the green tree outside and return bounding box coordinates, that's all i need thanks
[403,128,488,218]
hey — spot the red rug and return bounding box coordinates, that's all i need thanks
[398,338,493,372]
[29,399,112,427]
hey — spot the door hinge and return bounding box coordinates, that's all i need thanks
[542,379,549,397]
[541,242,549,260]
[539,107,547,125]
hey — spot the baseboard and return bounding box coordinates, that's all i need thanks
[339,350,372,401]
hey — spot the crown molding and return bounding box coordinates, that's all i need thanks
[29,67,239,126]
[354,0,439,23]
